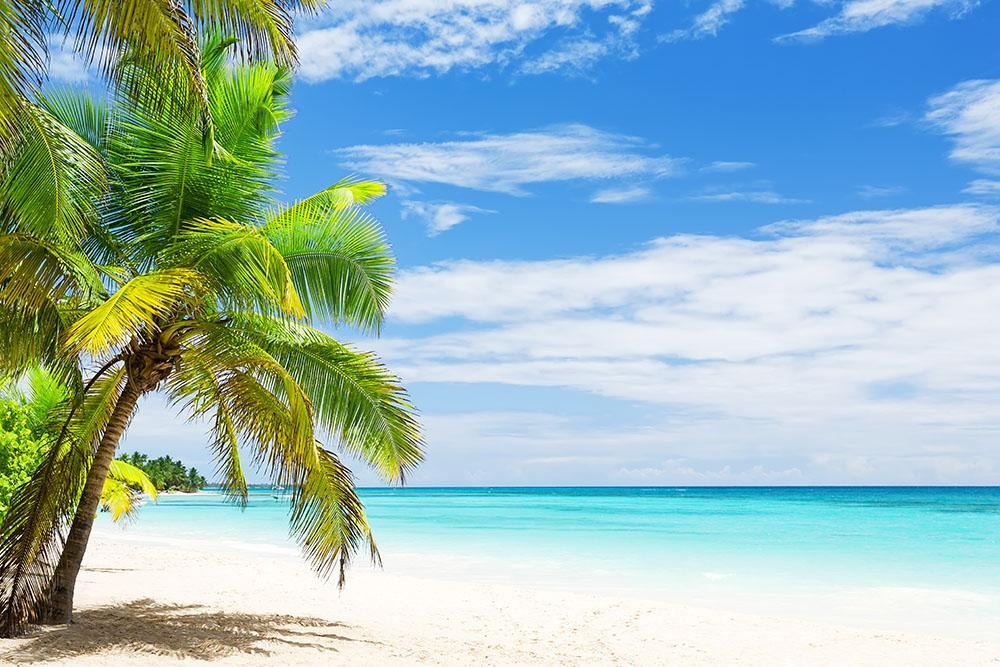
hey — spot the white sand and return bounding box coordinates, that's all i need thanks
[1,532,997,666]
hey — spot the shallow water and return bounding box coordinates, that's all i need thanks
[98,486,1000,599]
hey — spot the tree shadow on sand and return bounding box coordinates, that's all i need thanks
[1,598,377,663]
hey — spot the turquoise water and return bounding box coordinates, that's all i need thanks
[97,486,1000,601]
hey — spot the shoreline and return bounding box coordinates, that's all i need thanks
[1,531,997,664]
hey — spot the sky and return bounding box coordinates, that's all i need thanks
[67,0,1000,485]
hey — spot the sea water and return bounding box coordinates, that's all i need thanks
[94,486,1000,636]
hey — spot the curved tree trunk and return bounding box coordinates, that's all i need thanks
[40,381,142,625]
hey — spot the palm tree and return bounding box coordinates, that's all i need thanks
[0,0,322,146]
[0,32,423,636]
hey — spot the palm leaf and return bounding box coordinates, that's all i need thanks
[204,315,423,482]
[264,202,394,332]
[160,217,304,317]
[64,268,208,357]
[0,103,106,243]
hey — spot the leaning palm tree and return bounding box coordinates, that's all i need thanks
[0,0,323,146]
[0,32,422,636]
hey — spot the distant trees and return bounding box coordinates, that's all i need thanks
[117,453,207,493]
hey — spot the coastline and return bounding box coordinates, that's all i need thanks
[1,530,997,665]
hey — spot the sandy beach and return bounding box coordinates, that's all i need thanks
[1,530,997,666]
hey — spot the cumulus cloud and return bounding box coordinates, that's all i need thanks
[402,201,495,235]
[296,0,653,81]
[336,124,680,195]
[376,204,1000,483]
[778,0,979,41]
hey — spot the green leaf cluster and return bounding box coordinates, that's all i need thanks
[0,402,47,519]
[117,452,207,492]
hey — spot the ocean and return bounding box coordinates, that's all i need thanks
[94,486,1000,636]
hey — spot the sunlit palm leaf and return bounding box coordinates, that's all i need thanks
[64,268,208,356]
[161,217,304,317]
[264,203,394,332]
[202,315,423,482]
[101,459,158,522]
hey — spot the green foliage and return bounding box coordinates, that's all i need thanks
[117,452,207,492]
[0,402,47,519]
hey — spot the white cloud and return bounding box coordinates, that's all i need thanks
[687,190,807,204]
[926,79,1000,174]
[965,179,1000,197]
[46,36,90,83]
[663,0,746,42]
[590,185,651,204]
[763,204,997,249]
[336,124,680,195]
[703,161,755,173]
[857,185,906,199]
[378,204,1000,483]
[402,200,495,235]
[779,0,980,41]
[296,0,653,82]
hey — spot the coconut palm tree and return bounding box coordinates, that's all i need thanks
[0,0,322,146]
[0,32,422,636]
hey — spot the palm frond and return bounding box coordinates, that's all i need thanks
[65,0,209,116]
[206,314,423,482]
[267,178,387,228]
[0,234,107,313]
[0,103,106,243]
[101,459,158,522]
[0,2,45,146]
[160,217,303,317]
[64,268,208,357]
[264,202,394,332]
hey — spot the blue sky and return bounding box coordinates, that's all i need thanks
[97,0,1000,485]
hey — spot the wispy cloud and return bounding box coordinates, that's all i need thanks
[296,0,653,82]
[402,201,495,235]
[778,0,980,42]
[965,179,1000,197]
[590,185,651,204]
[926,79,1000,174]
[662,0,745,42]
[857,185,906,199]
[703,161,755,173]
[687,189,807,204]
[46,36,91,83]
[336,124,681,195]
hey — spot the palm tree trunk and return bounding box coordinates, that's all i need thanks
[40,381,142,625]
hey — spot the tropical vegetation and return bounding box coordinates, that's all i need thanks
[0,0,320,150]
[117,452,207,492]
[0,370,158,524]
[0,30,422,637]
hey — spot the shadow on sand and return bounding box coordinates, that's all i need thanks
[1,598,374,663]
